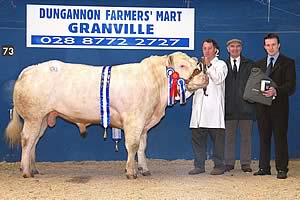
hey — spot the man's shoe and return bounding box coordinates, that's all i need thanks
[277,170,287,179]
[225,165,234,172]
[188,168,205,175]
[241,165,252,173]
[253,169,271,176]
[210,167,225,175]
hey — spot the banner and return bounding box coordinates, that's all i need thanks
[26,5,194,50]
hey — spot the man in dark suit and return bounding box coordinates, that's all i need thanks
[253,33,296,179]
[224,39,256,173]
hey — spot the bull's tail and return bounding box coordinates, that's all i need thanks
[5,107,23,147]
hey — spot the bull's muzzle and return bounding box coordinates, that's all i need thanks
[186,71,209,91]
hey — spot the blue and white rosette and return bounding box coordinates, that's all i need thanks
[100,66,112,140]
[112,128,122,152]
[166,67,175,106]
[177,78,186,104]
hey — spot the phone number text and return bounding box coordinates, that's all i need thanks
[31,35,189,48]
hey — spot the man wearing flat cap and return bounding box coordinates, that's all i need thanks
[224,38,256,173]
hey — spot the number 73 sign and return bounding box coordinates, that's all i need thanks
[2,45,14,56]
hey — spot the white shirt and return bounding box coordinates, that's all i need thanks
[189,57,228,129]
[230,56,240,72]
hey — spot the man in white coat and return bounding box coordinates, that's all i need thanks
[188,39,228,175]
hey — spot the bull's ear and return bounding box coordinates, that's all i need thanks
[167,55,174,67]
[192,57,198,63]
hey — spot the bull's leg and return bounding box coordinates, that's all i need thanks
[124,125,144,179]
[137,133,151,176]
[30,118,48,175]
[20,139,25,172]
[20,120,42,178]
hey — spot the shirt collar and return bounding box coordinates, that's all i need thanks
[230,56,240,66]
[267,52,279,64]
[211,56,219,64]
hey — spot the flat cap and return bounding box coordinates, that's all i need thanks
[226,38,242,46]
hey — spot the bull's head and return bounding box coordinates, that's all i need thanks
[166,52,209,91]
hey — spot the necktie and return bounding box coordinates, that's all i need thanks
[266,57,274,76]
[233,59,237,79]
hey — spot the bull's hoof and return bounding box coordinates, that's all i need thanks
[138,167,151,176]
[32,169,40,175]
[138,167,143,171]
[126,174,137,179]
[22,173,34,178]
[142,171,151,176]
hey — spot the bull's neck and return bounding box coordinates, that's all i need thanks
[142,56,169,108]
[158,57,170,108]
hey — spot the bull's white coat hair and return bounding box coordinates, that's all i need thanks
[5,52,208,179]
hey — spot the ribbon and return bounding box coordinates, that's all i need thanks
[166,67,188,106]
[170,71,179,103]
[112,128,122,152]
[100,66,112,140]
[177,78,186,104]
[166,67,175,106]
[99,67,123,151]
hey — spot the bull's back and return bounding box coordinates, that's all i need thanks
[14,60,102,121]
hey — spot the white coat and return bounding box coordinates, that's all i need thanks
[189,57,228,129]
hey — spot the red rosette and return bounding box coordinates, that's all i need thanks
[170,72,179,98]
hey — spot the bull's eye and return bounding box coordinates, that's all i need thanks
[180,65,185,68]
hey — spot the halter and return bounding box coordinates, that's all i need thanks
[185,68,201,85]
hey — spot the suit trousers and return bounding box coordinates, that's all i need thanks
[257,106,289,171]
[225,120,253,167]
[191,128,225,170]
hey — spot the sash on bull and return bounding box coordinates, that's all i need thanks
[5,52,208,179]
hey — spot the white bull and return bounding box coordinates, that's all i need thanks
[5,52,208,179]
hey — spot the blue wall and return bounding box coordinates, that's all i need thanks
[1,0,299,162]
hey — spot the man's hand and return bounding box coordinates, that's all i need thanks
[263,86,277,97]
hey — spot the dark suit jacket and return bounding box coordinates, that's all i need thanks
[255,54,296,118]
[225,56,256,120]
